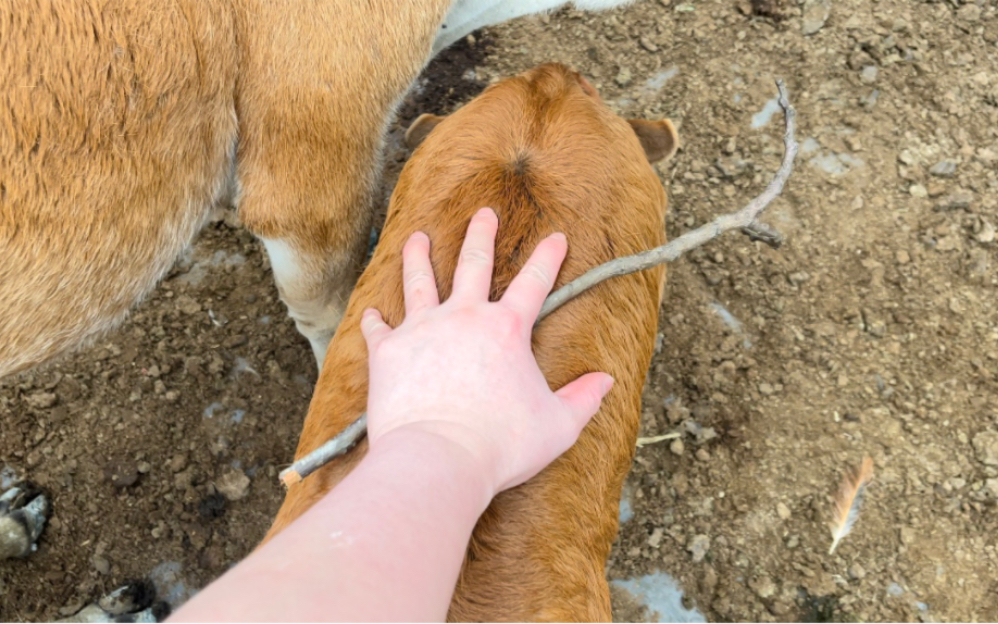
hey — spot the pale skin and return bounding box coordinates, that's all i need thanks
[170,208,613,622]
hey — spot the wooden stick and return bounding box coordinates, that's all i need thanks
[278,79,798,488]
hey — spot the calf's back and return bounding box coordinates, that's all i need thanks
[266,63,676,621]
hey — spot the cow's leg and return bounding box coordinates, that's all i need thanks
[232,1,451,369]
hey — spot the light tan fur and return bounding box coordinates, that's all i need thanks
[0,0,640,379]
[265,63,678,621]
[0,0,455,377]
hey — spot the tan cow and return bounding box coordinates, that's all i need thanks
[265,63,678,621]
[0,0,637,380]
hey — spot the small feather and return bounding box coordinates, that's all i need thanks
[828,456,874,555]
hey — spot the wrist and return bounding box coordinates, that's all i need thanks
[369,423,497,514]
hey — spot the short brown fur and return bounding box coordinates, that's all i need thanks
[265,63,678,622]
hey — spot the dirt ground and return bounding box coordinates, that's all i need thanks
[3,0,998,621]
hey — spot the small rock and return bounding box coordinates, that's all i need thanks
[896,250,911,264]
[670,439,685,456]
[973,431,998,466]
[848,562,866,580]
[749,573,776,599]
[92,555,110,575]
[103,460,139,488]
[639,36,659,52]
[137,461,152,474]
[976,220,995,244]
[776,502,791,520]
[908,184,927,198]
[899,526,916,545]
[935,189,974,211]
[695,448,711,462]
[984,479,998,499]
[936,235,960,252]
[614,67,633,87]
[648,527,664,548]
[759,382,775,395]
[175,295,202,315]
[785,534,800,549]
[701,565,718,595]
[25,392,57,410]
[801,0,831,35]
[169,454,188,473]
[216,468,251,501]
[957,3,982,22]
[860,65,878,84]
[174,469,195,491]
[687,534,710,563]
[929,160,958,178]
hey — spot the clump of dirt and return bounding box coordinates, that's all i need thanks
[4,0,998,622]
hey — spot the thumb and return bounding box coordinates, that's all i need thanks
[554,373,614,430]
[360,308,392,350]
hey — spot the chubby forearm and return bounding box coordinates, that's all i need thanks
[170,429,492,622]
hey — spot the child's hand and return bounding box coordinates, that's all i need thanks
[361,207,613,496]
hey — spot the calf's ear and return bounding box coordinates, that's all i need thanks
[404,113,446,149]
[627,119,679,163]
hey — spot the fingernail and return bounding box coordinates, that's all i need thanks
[601,376,615,395]
[551,232,567,244]
[478,207,497,219]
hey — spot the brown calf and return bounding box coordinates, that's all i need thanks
[265,63,678,621]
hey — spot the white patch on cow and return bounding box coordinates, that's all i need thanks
[260,237,304,292]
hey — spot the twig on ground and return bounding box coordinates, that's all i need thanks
[278,79,799,488]
[635,432,682,447]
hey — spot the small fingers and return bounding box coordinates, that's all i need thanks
[360,308,392,350]
[500,232,567,322]
[450,208,499,303]
[402,232,439,316]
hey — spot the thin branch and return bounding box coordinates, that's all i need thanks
[278,79,798,488]
[279,414,367,487]
[538,79,797,321]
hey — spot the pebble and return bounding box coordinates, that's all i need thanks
[615,67,633,87]
[695,448,711,462]
[860,65,878,84]
[908,184,927,198]
[776,502,791,520]
[670,439,685,456]
[936,235,960,252]
[935,189,974,211]
[687,534,710,562]
[929,160,958,178]
[175,295,202,315]
[848,563,866,580]
[972,431,998,466]
[801,0,831,35]
[103,460,139,488]
[639,36,659,52]
[958,3,982,22]
[216,468,251,501]
[25,392,57,410]
[749,573,776,599]
[92,555,110,575]
[976,220,995,244]
[169,454,188,473]
[648,527,664,548]
[896,250,910,264]
[759,382,775,395]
